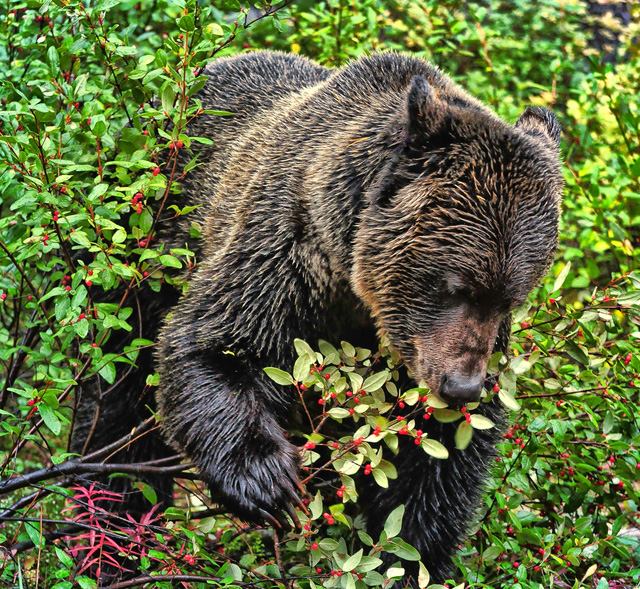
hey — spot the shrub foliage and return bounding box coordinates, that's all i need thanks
[0,1,638,588]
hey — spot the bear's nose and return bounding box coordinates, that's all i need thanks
[441,373,484,405]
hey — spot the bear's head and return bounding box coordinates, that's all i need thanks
[352,76,563,406]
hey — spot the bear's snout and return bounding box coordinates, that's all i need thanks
[440,371,485,405]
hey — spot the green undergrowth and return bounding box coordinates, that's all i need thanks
[0,1,638,587]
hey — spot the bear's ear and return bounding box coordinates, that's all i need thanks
[515,107,561,150]
[405,75,449,144]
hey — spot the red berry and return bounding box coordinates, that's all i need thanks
[348,408,354,414]
[304,441,315,450]
[27,399,35,406]
[0,294,6,301]
[336,490,343,497]
[549,297,555,304]
[86,281,92,286]
[152,166,160,176]
[176,140,184,148]
[65,286,71,291]
[493,384,500,392]
[398,401,405,408]
[311,543,318,550]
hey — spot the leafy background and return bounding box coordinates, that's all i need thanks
[0,1,638,588]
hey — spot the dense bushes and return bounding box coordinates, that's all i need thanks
[0,1,638,588]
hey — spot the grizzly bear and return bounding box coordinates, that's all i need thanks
[151,51,563,583]
[73,50,563,584]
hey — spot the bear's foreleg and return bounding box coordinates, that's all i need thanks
[158,343,305,527]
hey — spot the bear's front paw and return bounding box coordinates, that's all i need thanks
[207,436,306,529]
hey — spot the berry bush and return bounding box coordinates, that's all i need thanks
[0,1,638,588]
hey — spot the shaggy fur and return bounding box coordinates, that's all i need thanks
[75,51,563,584]
[154,51,563,583]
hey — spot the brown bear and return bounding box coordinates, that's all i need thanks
[151,51,563,583]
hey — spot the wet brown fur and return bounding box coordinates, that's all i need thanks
[80,51,563,584]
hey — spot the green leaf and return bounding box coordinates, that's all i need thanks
[342,549,363,572]
[47,46,59,76]
[432,409,462,423]
[39,404,62,436]
[362,370,389,392]
[341,341,356,357]
[159,255,182,269]
[135,481,158,505]
[55,295,70,321]
[455,421,473,450]
[55,547,74,568]
[98,361,116,384]
[263,367,294,386]
[552,261,571,292]
[309,491,323,519]
[421,438,449,459]
[469,414,495,430]
[386,538,421,560]
[383,505,404,539]
[418,562,430,589]
[294,338,316,357]
[371,468,388,488]
[76,577,97,589]
[498,389,521,411]
[328,408,352,419]
[162,85,176,113]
